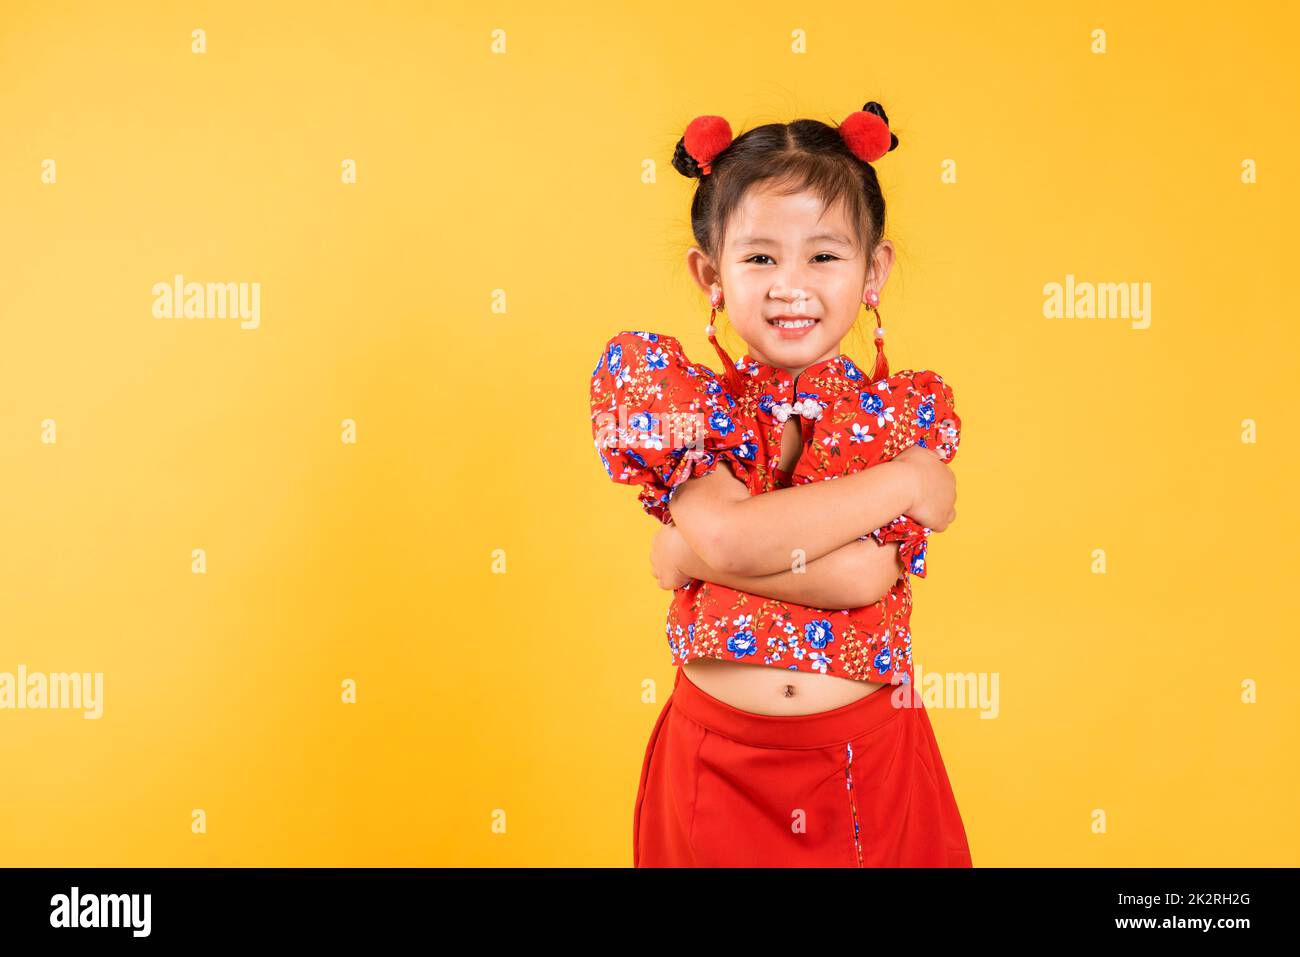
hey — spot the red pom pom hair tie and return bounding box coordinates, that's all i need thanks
[683,115,733,176]
[836,108,893,163]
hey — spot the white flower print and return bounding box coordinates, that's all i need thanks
[808,651,832,673]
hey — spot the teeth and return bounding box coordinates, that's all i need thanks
[771,318,817,329]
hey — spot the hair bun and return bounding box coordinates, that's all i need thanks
[672,115,734,178]
[838,101,899,163]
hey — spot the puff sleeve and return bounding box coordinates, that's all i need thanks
[589,330,757,525]
[868,370,962,578]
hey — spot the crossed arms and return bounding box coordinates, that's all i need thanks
[651,445,957,610]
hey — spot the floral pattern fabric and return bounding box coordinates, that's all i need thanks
[589,330,961,685]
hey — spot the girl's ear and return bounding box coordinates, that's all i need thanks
[685,245,721,295]
[864,239,896,294]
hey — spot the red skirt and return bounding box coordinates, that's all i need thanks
[634,666,973,867]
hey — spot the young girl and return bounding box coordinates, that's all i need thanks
[589,101,972,867]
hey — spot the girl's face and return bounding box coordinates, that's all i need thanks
[688,181,894,380]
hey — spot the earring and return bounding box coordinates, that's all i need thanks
[705,287,745,392]
[705,286,723,336]
[864,289,889,382]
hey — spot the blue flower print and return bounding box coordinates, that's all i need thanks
[708,409,736,436]
[872,646,892,676]
[804,619,834,649]
[909,541,927,576]
[734,441,758,462]
[687,622,696,645]
[758,394,776,414]
[607,342,623,379]
[630,331,659,342]
[626,449,648,469]
[628,411,656,433]
[808,651,832,674]
[915,399,936,430]
[858,390,894,427]
[676,624,696,660]
[841,357,863,381]
[592,350,605,377]
[728,630,757,659]
[645,346,669,371]
[704,379,723,396]
[630,414,664,451]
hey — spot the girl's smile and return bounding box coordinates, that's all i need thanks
[766,314,820,339]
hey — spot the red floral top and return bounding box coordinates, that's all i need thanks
[589,330,961,686]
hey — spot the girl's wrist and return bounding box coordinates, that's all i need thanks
[875,459,916,519]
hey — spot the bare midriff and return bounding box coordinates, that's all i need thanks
[680,412,892,716]
[681,658,891,715]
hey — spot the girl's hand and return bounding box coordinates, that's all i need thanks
[650,526,693,590]
[895,444,957,531]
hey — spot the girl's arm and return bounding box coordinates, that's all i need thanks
[668,445,954,577]
[653,525,904,609]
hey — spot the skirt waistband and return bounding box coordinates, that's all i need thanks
[671,665,905,750]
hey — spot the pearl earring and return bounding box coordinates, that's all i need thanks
[863,289,889,381]
[705,288,723,335]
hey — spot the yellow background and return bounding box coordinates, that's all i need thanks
[1,0,1297,866]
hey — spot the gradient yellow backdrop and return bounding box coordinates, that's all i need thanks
[2,1,1297,866]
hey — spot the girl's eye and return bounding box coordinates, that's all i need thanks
[745,254,840,265]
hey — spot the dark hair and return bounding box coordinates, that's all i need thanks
[671,102,898,264]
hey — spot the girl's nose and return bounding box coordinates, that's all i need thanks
[769,282,813,311]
